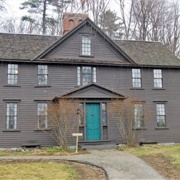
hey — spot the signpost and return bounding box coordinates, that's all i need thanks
[72,133,83,153]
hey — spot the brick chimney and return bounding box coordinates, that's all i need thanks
[63,13,88,35]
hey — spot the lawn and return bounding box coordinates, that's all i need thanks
[119,144,180,179]
[0,147,85,156]
[0,161,77,180]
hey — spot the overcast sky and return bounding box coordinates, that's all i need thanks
[5,0,24,18]
[4,0,118,19]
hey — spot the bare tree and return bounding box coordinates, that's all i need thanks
[47,99,79,149]
[109,98,149,147]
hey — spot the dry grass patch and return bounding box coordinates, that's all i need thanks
[0,161,77,180]
[0,147,87,156]
[119,144,180,179]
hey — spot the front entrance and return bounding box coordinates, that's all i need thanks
[86,103,101,140]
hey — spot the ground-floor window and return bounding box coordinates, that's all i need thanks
[134,104,144,128]
[37,103,48,129]
[6,103,17,129]
[156,103,166,127]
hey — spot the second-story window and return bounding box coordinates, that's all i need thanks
[38,65,48,85]
[132,69,141,88]
[153,69,163,88]
[82,35,91,56]
[77,66,96,86]
[7,64,18,85]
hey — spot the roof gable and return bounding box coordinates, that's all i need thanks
[33,18,136,65]
[54,83,126,99]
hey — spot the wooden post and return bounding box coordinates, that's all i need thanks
[72,133,83,153]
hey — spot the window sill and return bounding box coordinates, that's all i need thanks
[130,88,145,90]
[155,127,169,130]
[133,128,146,130]
[152,88,166,90]
[3,130,21,132]
[79,55,94,58]
[34,129,51,131]
[4,84,21,87]
[34,85,51,88]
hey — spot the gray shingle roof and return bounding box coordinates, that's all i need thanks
[115,40,180,66]
[0,33,59,60]
[0,32,180,66]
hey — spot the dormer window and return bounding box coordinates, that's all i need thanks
[81,35,91,56]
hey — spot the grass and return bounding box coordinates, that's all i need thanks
[0,162,77,180]
[119,144,180,168]
[0,146,84,156]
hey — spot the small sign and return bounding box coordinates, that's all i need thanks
[72,133,83,136]
[72,133,83,153]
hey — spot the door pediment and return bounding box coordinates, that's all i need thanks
[54,83,126,100]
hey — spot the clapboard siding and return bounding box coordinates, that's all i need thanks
[45,24,129,63]
[0,62,180,147]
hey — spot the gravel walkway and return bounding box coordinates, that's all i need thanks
[0,148,164,180]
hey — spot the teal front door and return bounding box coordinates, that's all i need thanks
[86,103,101,140]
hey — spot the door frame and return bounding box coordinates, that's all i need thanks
[85,103,101,141]
[83,101,109,141]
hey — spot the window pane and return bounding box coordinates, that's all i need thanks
[134,104,144,128]
[157,116,166,127]
[156,104,165,115]
[38,75,48,85]
[37,103,48,129]
[153,69,163,88]
[82,67,92,85]
[132,69,141,78]
[7,64,18,85]
[102,103,107,126]
[156,104,166,127]
[154,79,162,88]
[132,69,141,88]
[38,65,48,85]
[77,67,81,85]
[82,36,91,56]
[6,103,17,129]
[93,67,96,83]
[78,103,84,126]
[154,69,162,78]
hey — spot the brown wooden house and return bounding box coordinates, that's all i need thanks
[0,14,180,148]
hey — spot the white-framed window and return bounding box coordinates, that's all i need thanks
[153,69,163,88]
[38,65,48,85]
[77,66,96,85]
[134,104,144,128]
[7,64,18,85]
[6,103,17,129]
[37,103,48,129]
[156,103,166,127]
[132,69,141,88]
[102,103,107,126]
[82,35,91,56]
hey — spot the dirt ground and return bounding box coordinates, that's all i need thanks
[65,161,106,180]
[141,155,180,180]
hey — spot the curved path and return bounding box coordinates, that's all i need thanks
[0,148,164,180]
